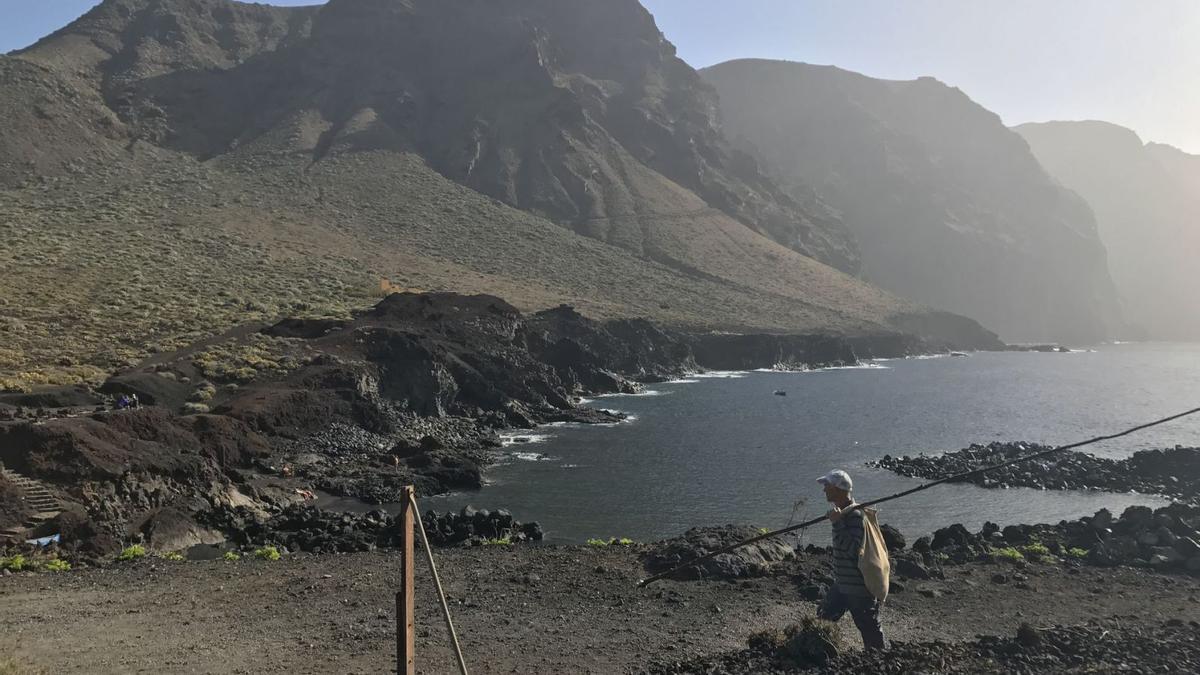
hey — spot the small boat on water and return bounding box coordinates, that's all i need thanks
[773,390,787,396]
[950,352,968,357]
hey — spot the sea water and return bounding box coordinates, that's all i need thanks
[423,343,1200,543]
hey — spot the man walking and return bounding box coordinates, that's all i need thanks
[816,469,886,650]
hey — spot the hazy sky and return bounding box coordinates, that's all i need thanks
[3,0,1197,153]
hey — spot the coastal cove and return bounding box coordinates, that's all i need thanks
[416,343,1200,543]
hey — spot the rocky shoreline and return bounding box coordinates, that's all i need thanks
[0,291,951,559]
[872,442,1200,503]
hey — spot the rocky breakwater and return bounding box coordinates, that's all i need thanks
[200,503,543,554]
[897,503,1200,576]
[873,443,1200,503]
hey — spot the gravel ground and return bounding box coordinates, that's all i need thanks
[2,546,1199,674]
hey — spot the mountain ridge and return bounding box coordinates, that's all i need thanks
[702,58,1123,344]
[1016,120,1200,340]
[0,0,1001,390]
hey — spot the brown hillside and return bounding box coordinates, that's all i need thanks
[0,0,997,389]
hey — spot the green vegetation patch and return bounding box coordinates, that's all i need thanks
[991,546,1025,563]
[0,554,29,572]
[191,334,302,384]
[254,546,281,561]
[587,537,635,547]
[117,545,147,561]
[1020,542,1053,561]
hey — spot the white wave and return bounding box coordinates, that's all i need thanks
[591,412,638,426]
[593,389,669,398]
[693,370,749,379]
[669,378,701,384]
[500,433,552,446]
[559,463,582,469]
[801,363,891,372]
[508,451,557,462]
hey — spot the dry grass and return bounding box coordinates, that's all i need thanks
[191,334,304,384]
[0,657,44,675]
[0,148,915,391]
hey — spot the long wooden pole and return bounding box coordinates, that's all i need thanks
[397,486,415,675]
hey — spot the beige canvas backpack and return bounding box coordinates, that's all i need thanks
[857,507,890,602]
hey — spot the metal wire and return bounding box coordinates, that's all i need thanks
[638,405,1200,587]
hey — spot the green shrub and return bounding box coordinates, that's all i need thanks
[991,547,1025,562]
[0,554,28,571]
[587,537,635,547]
[254,546,281,561]
[222,551,241,562]
[44,558,71,572]
[118,545,147,561]
[1065,547,1088,559]
[482,537,512,546]
[1020,542,1052,560]
[158,551,185,562]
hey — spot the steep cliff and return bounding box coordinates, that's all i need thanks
[703,59,1123,344]
[1017,121,1200,340]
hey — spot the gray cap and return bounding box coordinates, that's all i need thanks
[817,469,853,492]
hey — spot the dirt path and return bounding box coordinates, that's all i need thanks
[2,547,1199,673]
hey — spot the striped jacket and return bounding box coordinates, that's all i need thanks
[830,504,871,597]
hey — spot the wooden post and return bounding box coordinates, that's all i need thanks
[397,485,415,675]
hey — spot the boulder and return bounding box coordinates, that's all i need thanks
[644,526,794,581]
[880,524,906,551]
[931,523,974,550]
[1174,537,1200,557]
[893,556,932,580]
[138,507,225,552]
[1090,508,1114,530]
[1119,505,1154,529]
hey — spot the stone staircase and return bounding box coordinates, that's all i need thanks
[1,463,61,541]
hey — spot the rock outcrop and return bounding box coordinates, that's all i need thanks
[918,504,1200,575]
[873,443,1200,504]
[643,525,795,580]
[702,59,1123,344]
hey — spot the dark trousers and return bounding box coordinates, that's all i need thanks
[817,584,886,650]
